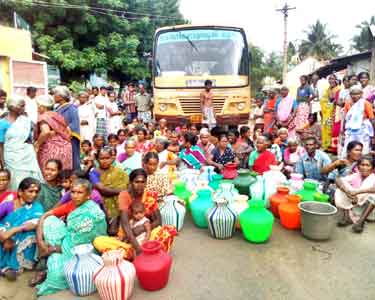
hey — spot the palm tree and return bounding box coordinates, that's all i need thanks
[352,16,375,52]
[298,20,342,61]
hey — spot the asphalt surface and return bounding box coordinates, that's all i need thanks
[1,214,375,300]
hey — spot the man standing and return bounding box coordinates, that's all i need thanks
[25,86,38,124]
[94,86,109,138]
[123,82,137,122]
[200,80,216,129]
[135,84,153,124]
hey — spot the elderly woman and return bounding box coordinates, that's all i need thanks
[276,86,297,139]
[94,169,176,259]
[35,179,107,295]
[342,85,374,157]
[358,71,375,102]
[118,139,143,175]
[0,178,43,281]
[77,91,96,142]
[53,86,81,170]
[34,95,73,173]
[0,95,43,189]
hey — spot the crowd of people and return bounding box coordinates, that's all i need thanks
[0,71,374,295]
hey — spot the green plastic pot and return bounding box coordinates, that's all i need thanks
[313,192,330,203]
[190,189,213,228]
[233,169,256,196]
[209,174,223,191]
[173,181,192,211]
[296,181,318,202]
[240,200,274,243]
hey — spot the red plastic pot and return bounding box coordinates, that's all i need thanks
[133,240,172,291]
[222,163,238,179]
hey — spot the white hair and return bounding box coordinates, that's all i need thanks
[7,94,25,110]
[54,85,71,100]
[36,95,54,108]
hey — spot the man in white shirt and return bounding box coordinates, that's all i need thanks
[94,86,109,138]
[25,86,38,124]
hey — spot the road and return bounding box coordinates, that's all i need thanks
[1,215,374,300]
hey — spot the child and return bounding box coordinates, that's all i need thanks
[253,96,264,130]
[167,131,180,154]
[60,169,74,196]
[0,169,17,203]
[92,134,106,157]
[264,133,282,163]
[108,134,119,149]
[80,140,93,169]
[129,202,151,245]
[200,80,216,129]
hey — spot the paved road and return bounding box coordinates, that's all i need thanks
[1,215,375,300]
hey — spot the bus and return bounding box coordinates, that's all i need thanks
[152,25,250,125]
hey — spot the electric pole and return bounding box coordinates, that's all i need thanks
[276,3,296,83]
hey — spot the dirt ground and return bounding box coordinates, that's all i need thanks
[1,215,375,300]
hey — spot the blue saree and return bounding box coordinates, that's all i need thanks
[56,103,81,170]
[0,201,44,271]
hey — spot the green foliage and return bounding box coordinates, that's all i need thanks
[0,0,186,85]
[352,16,375,52]
[299,20,342,60]
[250,45,283,94]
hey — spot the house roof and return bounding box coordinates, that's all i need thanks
[312,51,371,78]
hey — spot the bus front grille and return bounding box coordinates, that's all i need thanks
[179,98,225,114]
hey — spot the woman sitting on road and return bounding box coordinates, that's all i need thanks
[335,155,375,233]
[179,132,206,170]
[207,134,239,174]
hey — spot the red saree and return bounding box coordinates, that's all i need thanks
[252,150,277,175]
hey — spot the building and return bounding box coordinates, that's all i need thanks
[0,25,48,96]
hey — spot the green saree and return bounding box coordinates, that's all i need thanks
[38,183,63,211]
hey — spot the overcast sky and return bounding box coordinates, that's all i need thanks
[180,0,375,54]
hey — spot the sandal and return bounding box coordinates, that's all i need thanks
[3,269,17,281]
[352,223,364,233]
[28,271,47,287]
[337,216,353,227]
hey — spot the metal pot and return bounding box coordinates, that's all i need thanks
[298,201,337,240]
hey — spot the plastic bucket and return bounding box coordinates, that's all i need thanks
[298,201,337,240]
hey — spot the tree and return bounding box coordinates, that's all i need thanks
[352,16,375,52]
[298,20,342,60]
[0,0,186,86]
[249,45,283,94]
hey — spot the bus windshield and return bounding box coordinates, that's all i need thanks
[154,28,248,88]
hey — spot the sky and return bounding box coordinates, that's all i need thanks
[179,0,375,54]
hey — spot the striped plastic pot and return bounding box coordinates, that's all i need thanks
[63,243,103,296]
[160,195,186,231]
[206,197,237,239]
[93,249,136,300]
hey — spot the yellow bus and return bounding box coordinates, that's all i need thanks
[152,25,250,125]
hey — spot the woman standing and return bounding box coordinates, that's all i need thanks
[358,72,375,103]
[263,88,278,133]
[0,178,43,281]
[295,75,313,131]
[53,86,81,170]
[107,91,122,134]
[342,85,374,157]
[38,159,63,211]
[0,95,43,189]
[207,134,239,173]
[34,95,73,173]
[94,169,176,258]
[276,86,297,139]
[320,74,340,151]
[77,91,96,142]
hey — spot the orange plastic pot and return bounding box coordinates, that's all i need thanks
[279,195,301,230]
[269,187,289,218]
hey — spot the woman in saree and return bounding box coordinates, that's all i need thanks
[263,88,278,133]
[35,179,107,296]
[143,152,171,203]
[34,95,73,173]
[135,127,153,155]
[0,95,43,190]
[118,139,143,175]
[295,75,313,131]
[89,147,128,235]
[93,169,176,259]
[275,86,297,139]
[0,178,43,281]
[0,169,17,204]
[38,159,63,211]
[53,85,81,170]
[320,74,341,151]
[342,85,374,157]
[335,156,375,233]
[179,132,206,170]
[249,135,277,175]
[358,72,375,103]
[296,113,322,145]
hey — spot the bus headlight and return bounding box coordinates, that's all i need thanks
[159,103,167,112]
[237,102,245,111]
